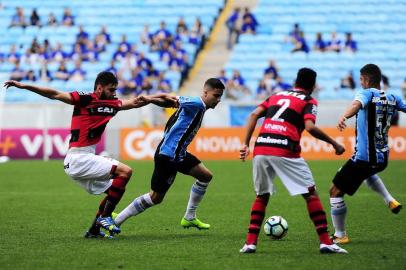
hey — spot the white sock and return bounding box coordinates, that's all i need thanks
[330,197,347,238]
[365,175,395,204]
[114,193,154,226]
[184,180,209,220]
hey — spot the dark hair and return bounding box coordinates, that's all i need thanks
[94,71,118,90]
[204,78,225,90]
[382,74,389,87]
[360,64,381,86]
[295,68,317,91]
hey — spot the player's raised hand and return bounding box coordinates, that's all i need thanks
[162,94,179,108]
[239,144,250,161]
[333,143,345,155]
[337,116,347,131]
[4,80,24,89]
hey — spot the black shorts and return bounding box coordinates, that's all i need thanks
[332,158,387,196]
[150,152,201,193]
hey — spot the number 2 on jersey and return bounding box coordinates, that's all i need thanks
[271,99,290,122]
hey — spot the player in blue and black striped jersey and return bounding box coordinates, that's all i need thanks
[114,78,225,231]
[329,64,406,245]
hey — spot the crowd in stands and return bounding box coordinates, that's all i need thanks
[9,7,75,28]
[218,59,293,101]
[288,24,357,54]
[225,7,258,49]
[3,6,207,97]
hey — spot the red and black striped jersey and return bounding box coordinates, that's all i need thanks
[68,91,122,148]
[253,89,318,158]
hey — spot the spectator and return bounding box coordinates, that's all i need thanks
[144,62,159,79]
[217,69,228,85]
[105,59,118,75]
[76,25,89,48]
[159,40,172,63]
[21,48,38,66]
[344,32,357,52]
[29,38,41,54]
[30,8,41,26]
[261,73,277,93]
[140,24,153,45]
[95,26,111,50]
[10,61,25,81]
[82,40,99,62]
[154,21,171,44]
[47,12,57,26]
[52,43,67,62]
[291,31,309,53]
[157,71,172,93]
[189,18,205,45]
[273,77,292,92]
[226,70,252,101]
[137,52,153,70]
[112,43,128,62]
[225,8,242,49]
[25,70,37,81]
[313,32,326,52]
[176,17,188,35]
[382,75,399,126]
[69,60,86,82]
[326,31,341,52]
[401,78,406,99]
[264,59,278,78]
[287,23,301,41]
[256,79,270,100]
[118,34,131,53]
[54,61,70,81]
[40,39,53,61]
[340,71,356,89]
[39,63,52,82]
[10,7,26,28]
[241,16,256,34]
[62,8,74,26]
[242,7,258,29]
[7,44,21,64]
[69,42,84,62]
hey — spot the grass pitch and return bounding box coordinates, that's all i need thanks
[0,160,405,270]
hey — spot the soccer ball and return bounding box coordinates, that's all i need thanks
[264,216,288,239]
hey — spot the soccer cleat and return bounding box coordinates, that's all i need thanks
[320,243,348,254]
[331,234,350,244]
[84,230,113,239]
[96,216,121,234]
[239,244,256,253]
[180,217,210,230]
[388,200,402,214]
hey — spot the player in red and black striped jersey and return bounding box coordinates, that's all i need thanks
[239,68,348,254]
[4,72,178,238]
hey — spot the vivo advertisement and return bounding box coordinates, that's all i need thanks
[0,129,105,159]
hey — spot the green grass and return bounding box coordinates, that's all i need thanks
[0,160,405,270]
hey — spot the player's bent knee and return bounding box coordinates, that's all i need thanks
[150,191,165,204]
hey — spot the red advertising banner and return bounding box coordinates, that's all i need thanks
[0,129,105,159]
[120,127,406,160]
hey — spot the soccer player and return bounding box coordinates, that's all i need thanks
[114,78,225,230]
[329,64,406,244]
[3,72,178,238]
[239,68,348,254]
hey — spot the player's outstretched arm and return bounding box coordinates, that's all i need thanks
[240,106,266,161]
[121,95,150,110]
[337,100,362,131]
[120,94,178,110]
[3,80,73,104]
[147,93,179,108]
[305,119,345,155]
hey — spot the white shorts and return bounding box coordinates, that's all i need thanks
[63,146,119,195]
[253,155,315,196]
